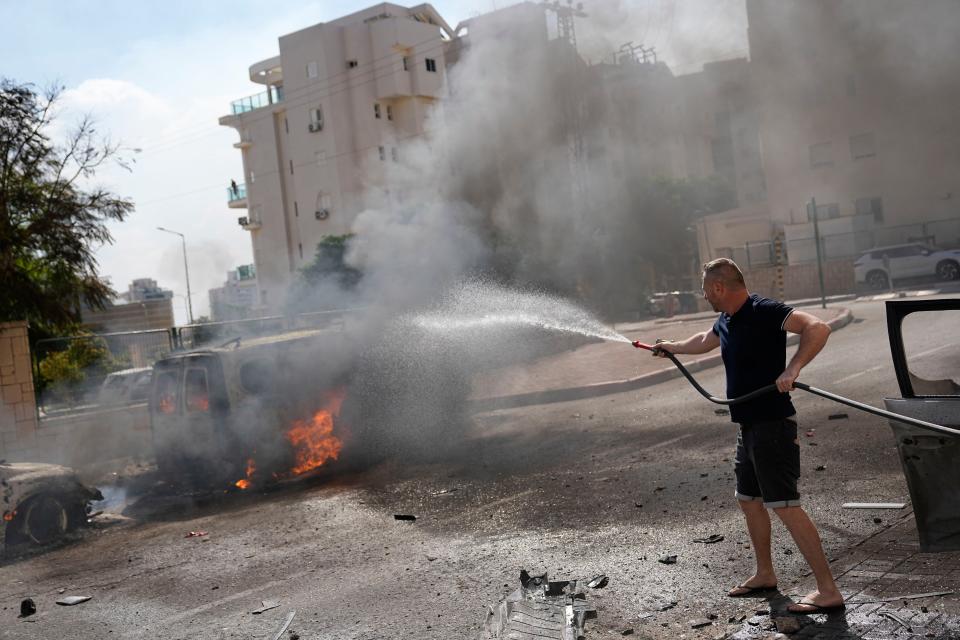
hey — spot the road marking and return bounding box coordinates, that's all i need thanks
[833,365,882,385]
[646,433,694,451]
[911,343,956,359]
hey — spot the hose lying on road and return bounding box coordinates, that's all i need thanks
[631,341,960,438]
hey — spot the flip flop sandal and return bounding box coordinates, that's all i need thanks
[787,600,846,614]
[727,584,778,598]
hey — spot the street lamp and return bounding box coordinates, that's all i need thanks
[157,227,194,324]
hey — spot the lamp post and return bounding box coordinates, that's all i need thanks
[157,227,194,324]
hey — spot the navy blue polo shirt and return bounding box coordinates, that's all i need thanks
[712,294,796,424]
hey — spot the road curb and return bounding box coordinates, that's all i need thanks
[470,307,855,412]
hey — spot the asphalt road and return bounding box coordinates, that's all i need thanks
[1,294,957,640]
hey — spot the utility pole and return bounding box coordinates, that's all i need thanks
[808,197,827,309]
[157,227,195,324]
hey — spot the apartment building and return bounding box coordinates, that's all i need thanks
[209,265,260,321]
[220,3,454,310]
[121,278,174,303]
[699,0,960,267]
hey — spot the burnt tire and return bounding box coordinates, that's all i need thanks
[866,270,889,290]
[936,260,959,281]
[15,494,69,546]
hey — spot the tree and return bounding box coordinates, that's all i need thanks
[0,79,134,336]
[287,234,362,313]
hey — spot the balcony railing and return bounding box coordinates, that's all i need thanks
[230,86,284,115]
[227,182,247,203]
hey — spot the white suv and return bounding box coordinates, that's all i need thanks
[854,243,960,289]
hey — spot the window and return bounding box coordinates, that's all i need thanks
[850,132,876,159]
[425,58,437,73]
[154,371,178,415]
[386,105,393,121]
[855,196,883,222]
[807,202,840,222]
[347,59,358,69]
[309,106,324,131]
[374,103,381,119]
[306,61,318,79]
[402,56,410,71]
[185,369,209,413]
[809,142,833,168]
[391,147,398,162]
[378,146,385,161]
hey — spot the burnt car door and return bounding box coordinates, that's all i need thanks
[884,298,960,551]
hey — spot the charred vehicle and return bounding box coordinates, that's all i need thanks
[884,298,960,551]
[149,329,359,488]
[1,462,102,552]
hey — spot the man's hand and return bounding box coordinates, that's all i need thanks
[776,366,801,392]
[653,340,677,358]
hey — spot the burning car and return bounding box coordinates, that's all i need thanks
[1,461,103,552]
[149,329,358,488]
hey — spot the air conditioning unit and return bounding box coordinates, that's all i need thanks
[308,121,323,132]
[315,208,330,220]
[238,216,249,226]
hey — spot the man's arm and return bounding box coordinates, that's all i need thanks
[655,330,720,356]
[777,310,831,391]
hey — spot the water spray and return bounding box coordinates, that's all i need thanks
[631,340,960,437]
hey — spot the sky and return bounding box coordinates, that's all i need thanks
[2,0,747,324]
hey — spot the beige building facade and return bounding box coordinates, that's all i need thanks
[220,3,453,310]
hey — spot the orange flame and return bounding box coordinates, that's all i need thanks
[3,510,15,522]
[234,457,256,490]
[285,389,345,476]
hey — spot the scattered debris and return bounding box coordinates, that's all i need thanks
[57,588,66,594]
[841,502,907,509]
[828,413,849,420]
[19,598,36,617]
[634,502,643,508]
[393,514,417,521]
[654,486,665,492]
[805,430,816,437]
[701,495,708,501]
[657,554,677,565]
[815,465,827,471]
[426,556,438,562]
[287,631,300,640]
[271,612,296,640]
[432,488,457,496]
[773,615,803,634]
[693,534,724,544]
[690,618,713,629]
[481,570,596,640]
[621,629,634,636]
[587,575,609,589]
[847,590,954,604]
[184,530,208,538]
[921,606,929,613]
[879,610,911,630]
[873,517,883,524]
[56,595,91,606]
[728,614,746,624]
[714,409,729,416]
[251,600,281,615]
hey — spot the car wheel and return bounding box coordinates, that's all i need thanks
[935,260,960,281]
[866,270,889,290]
[22,495,69,545]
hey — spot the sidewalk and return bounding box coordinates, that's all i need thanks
[728,511,960,639]
[470,306,852,411]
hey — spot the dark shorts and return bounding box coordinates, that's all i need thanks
[734,417,801,508]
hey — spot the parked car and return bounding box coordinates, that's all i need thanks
[647,291,707,317]
[97,367,153,406]
[854,243,960,290]
[883,298,960,551]
[1,461,102,552]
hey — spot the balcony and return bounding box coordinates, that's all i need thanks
[237,215,261,230]
[229,86,284,115]
[227,182,247,208]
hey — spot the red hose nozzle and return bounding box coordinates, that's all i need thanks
[632,341,654,350]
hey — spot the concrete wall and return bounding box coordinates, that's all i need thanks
[0,321,38,461]
[743,258,856,301]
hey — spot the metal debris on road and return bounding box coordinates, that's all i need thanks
[772,615,803,634]
[19,598,36,617]
[431,488,457,496]
[251,600,281,615]
[657,554,677,564]
[393,514,417,521]
[815,465,826,471]
[56,595,92,606]
[693,534,724,544]
[841,502,907,509]
[481,570,596,640]
[878,610,912,630]
[587,575,609,589]
[828,413,849,420]
[847,590,954,604]
[184,530,208,538]
[637,595,677,612]
[270,612,296,640]
[689,618,713,629]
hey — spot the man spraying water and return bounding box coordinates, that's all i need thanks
[653,258,844,614]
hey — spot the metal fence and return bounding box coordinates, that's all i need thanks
[33,309,362,414]
[723,217,960,267]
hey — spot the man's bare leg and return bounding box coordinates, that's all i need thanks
[729,498,778,595]
[774,506,844,610]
